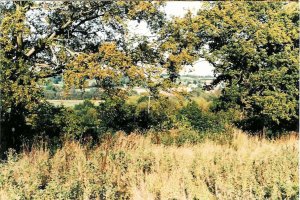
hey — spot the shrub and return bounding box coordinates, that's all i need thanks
[30,103,65,138]
[97,96,137,133]
[135,95,182,131]
[74,100,100,137]
[178,101,226,133]
[31,101,101,141]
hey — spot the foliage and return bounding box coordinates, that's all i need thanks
[30,101,100,141]
[96,95,183,133]
[0,1,166,153]
[159,11,200,83]
[179,101,226,133]
[158,2,299,133]
[64,42,145,91]
[29,97,232,142]
[30,103,65,137]
[0,1,298,155]
[97,94,136,133]
[176,2,299,132]
[135,95,183,131]
[74,100,99,131]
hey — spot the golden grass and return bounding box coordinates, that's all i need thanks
[0,130,298,200]
[47,100,103,107]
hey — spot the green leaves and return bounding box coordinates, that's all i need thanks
[162,2,298,132]
[197,2,299,132]
[0,1,168,152]
[64,42,145,92]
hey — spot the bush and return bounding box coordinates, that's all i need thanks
[31,101,101,141]
[135,95,182,131]
[178,101,226,133]
[74,100,100,136]
[30,103,65,138]
[97,96,137,133]
[29,97,235,147]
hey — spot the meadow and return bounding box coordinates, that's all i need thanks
[0,130,298,200]
[46,100,103,107]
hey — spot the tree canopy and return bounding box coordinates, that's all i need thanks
[0,1,166,152]
[165,2,299,132]
[0,1,298,153]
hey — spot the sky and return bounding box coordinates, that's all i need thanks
[129,1,214,76]
[164,1,201,18]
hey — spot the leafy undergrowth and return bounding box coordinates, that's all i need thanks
[0,131,298,200]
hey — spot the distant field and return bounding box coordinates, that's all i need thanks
[47,100,103,107]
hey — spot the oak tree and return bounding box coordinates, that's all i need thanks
[198,2,298,132]
[0,1,165,152]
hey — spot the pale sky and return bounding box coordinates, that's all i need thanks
[164,1,202,18]
[129,1,214,76]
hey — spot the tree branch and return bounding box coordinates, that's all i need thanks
[25,12,103,59]
[25,19,73,58]
[72,13,103,30]
[38,69,64,78]
[34,63,64,78]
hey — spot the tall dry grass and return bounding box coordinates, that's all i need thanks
[0,130,298,200]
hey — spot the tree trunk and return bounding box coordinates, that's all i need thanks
[262,125,266,138]
[0,121,8,159]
